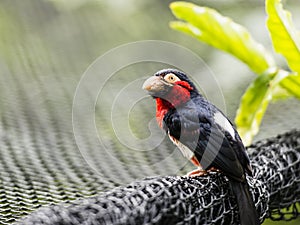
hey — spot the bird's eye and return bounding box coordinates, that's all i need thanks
[164,73,180,83]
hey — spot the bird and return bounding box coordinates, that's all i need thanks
[142,68,260,225]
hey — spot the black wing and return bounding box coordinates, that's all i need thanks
[163,96,251,182]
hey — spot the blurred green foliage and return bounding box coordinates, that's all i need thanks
[170,1,300,223]
[170,0,300,146]
[263,218,300,225]
[170,2,275,74]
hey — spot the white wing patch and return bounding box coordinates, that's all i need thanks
[168,133,194,160]
[213,112,236,140]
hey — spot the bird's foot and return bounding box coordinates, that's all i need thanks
[186,168,207,177]
[207,167,220,172]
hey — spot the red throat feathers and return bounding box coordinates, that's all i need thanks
[155,82,193,128]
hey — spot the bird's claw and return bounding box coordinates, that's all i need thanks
[185,168,207,177]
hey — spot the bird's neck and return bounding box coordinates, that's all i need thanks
[155,98,172,128]
[155,86,191,128]
[165,85,191,107]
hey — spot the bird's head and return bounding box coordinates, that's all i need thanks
[142,69,199,107]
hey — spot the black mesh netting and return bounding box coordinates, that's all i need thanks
[0,69,299,224]
[7,130,299,225]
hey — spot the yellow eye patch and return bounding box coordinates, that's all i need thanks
[164,73,181,83]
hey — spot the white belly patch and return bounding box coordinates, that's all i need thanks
[168,133,194,160]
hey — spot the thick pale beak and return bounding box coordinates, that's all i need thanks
[142,76,172,96]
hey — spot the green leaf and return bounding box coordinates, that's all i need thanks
[266,0,300,74]
[235,69,289,146]
[170,1,275,74]
[280,73,300,99]
[271,85,291,102]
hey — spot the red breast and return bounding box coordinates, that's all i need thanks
[155,84,191,128]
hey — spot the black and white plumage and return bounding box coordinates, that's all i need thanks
[143,68,260,225]
[163,95,252,181]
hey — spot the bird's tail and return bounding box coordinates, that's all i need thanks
[230,180,260,225]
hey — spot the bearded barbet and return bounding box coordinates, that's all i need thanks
[143,69,259,225]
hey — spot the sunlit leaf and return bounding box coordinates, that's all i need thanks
[170,1,275,74]
[235,69,289,146]
[271,85,292,102]
[266,0,300,74]
[280,73,300,99]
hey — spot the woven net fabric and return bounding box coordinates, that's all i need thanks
[11,130,300,225]
[0,66,299,224]
[15,174,268,225]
